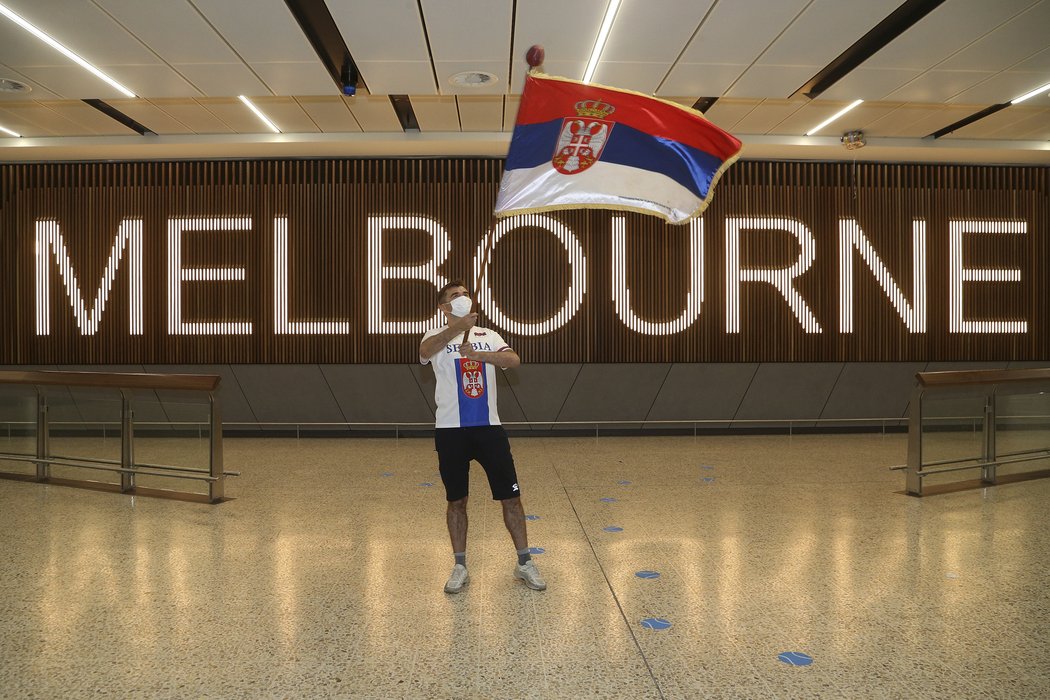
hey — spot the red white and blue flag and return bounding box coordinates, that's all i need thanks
[495,73,742,225]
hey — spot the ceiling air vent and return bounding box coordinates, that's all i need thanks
[0,78,31,94]
[448,71,497,88]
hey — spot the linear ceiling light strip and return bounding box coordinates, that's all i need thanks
[806,99,863,136]
[238,96,282,133]
[0,2,136,98]
[0,124,20,137]
[792,0,947,99]
[583,0,622,84]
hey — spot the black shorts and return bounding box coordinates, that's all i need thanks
[435,425,520,501]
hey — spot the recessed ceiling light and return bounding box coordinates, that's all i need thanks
[0,124,21,137]
[583,0,623,84]
[449,71,498,87]
[0,78,31,94]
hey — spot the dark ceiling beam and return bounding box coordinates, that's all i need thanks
[389,95,419,132]
[927,103,1011,139]
[284,0,364,95]
[82,99,155,135]
[692,97,718,113]
[792,0,946,100]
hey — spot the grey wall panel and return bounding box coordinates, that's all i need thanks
[557,364,671,429]
[820,363,927,427]
[148,365,258,431]
[320,365,434,426]
[734,363,844,428]
[646,364,758,429]
[232,365,345,429]
[501,364,582,430]
[410,364,438,415]
[494,369,528,426]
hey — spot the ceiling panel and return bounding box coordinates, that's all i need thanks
[198,97,271,132]
[355,61,435,96]
[294,97,361,133]
[107,99,195,134]
[252,62,336,97]
[0,64,61,100]
[678,0,809,65]
[148,98,235,133]
[757,0,902,66]
[888,104,981,138]
[1007,108,1050,139]
[603,0,713,63]
[344,95,402,132]
[658,63,747,98]
[701,98,760,131]
[251,97,319,133]
[330,0,430,62]
[950,72,1050,105]
[509,0,607,91]
[421,0,510,62]
[102,64,201,99]
[9,66,130,100]
[726,65,818,99]
[944,103,1044,138]
[0,102,67,136]
[40,100,136,135]
[862,0,1038,70]
[774,101,903,136]
[935,2,1050,72]
[457,96,502,131]
[0,0,157,65]
[93,0,237,64]
[730,99,807,134]
[592,62,671,95]
[818,68,925,102]
[191,0,317,63]
[172,63,270,97]
[412,96,460,132]
[1009,46,1050,74]
[885,70,996,103]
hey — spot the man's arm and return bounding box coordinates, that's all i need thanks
[419,313,477,362]
[459,344,520,368]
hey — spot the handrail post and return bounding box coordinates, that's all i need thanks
[981,390,998,485]
[208,393,224,503]
[36,390,50,481]
[120,391,135,493]
[905,387,924,495]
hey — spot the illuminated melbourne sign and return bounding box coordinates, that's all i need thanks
[3,159,1046,363]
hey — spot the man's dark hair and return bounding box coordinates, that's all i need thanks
[436,280,469,307]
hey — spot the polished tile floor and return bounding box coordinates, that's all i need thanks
[1,433,1048,699]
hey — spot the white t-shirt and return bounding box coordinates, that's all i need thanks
[420,325,512,428]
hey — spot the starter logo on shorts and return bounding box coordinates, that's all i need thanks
[460,359,485,399]
[552,100,615,174]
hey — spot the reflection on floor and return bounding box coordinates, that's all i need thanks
[1,434,1048,699]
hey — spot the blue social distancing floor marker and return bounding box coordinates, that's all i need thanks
[600,497,617,503]
[528,547,545,555]
[778,652,813,666]
[702,477,715,483]
[641,618,671,630]
[420,482,433,487]
[603,526,624,532]
[618,480,631,485]
[635,570,661,579]
[525,515,540,521]
[381,472,394,477]
[701,465,715,470]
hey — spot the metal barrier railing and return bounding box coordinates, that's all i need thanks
[891,368,1050,496]
[0,370,237,503]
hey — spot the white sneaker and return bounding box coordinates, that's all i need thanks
[444,564,469,593]
[514,560,547,590]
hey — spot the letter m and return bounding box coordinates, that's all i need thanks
[35,219,143,335]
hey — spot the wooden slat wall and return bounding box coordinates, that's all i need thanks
[0,159,1046,363]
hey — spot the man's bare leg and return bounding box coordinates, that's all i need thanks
[447,496,468,553]
[501,496,528,551]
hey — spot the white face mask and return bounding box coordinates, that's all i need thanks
[448,295,473,317]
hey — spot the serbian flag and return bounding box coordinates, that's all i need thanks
[495,74,742,225]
